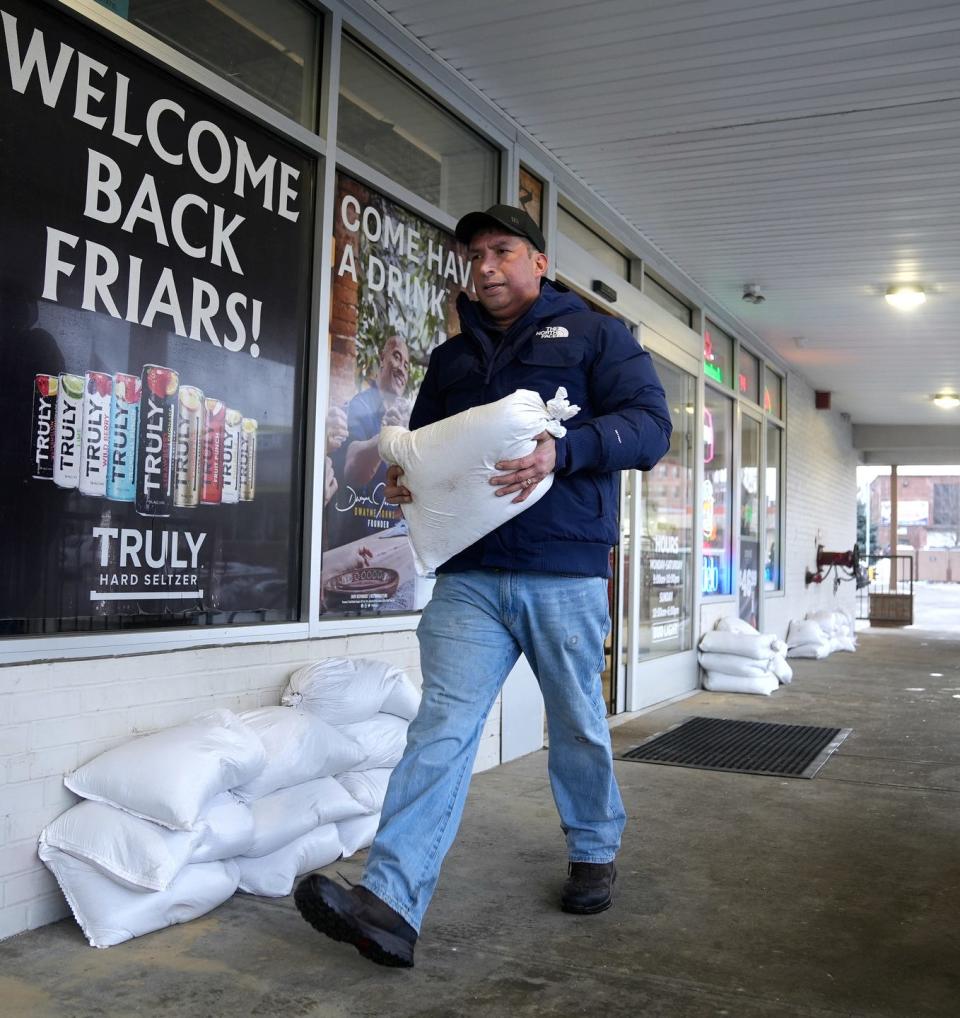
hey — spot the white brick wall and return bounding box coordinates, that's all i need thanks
[764,371,858,639]
[0,631,503,941]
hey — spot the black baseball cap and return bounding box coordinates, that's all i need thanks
[455,204,546,253]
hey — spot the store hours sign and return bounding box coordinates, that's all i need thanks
[0,1,314,634]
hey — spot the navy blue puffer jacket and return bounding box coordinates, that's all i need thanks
[409,280,672,577]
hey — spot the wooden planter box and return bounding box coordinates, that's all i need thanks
[868,592,913,627]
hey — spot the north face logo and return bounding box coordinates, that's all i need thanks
[535,327,569,339]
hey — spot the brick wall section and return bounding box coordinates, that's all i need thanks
[0,634,502,940]
[764,370,858,638]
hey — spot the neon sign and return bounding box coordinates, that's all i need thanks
[704,330,724,383]
[702,554,720,595]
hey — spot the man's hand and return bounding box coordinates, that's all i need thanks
[382,397,411,430]
[490,431,556,503]
[385,464,412,506]
[323,455,338,506]
[325,406,348,452]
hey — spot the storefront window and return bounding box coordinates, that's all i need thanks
[636,357,695,661]
[519,166,545,228]
[129,0,321,129]
[739,415,761,626]
[557,207,629,279]
[702,388,733,596]
[738,348,760,404]
[338,39,499,220]
[321,173,472,616]
[703,322,733,388]
[0,0,314,635]
[765,424,782,590]
[644,272,693,328]
[764,366,783,417]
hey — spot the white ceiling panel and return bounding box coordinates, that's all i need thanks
[372,0,960,429]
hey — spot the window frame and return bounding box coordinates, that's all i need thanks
[702,315,788,607]
[336,32,502,220]
[1,0,511,661]
[701,382,736,602]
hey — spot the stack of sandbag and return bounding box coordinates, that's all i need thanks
[786,610,856,658]
[698,617,792,695]
[786,618,831,658]
[280,656,421,863]
[229,705,369,898]
[38,709,263,948]
[39,658,421,947]
[807,610,857,653]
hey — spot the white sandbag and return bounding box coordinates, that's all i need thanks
[787,642,831,659]
[698,630,776,659]
[697,652,773,678]
[378,387,579,574]
[702,672,779,696]
[233,707,365,801]
[236,823,342,898]
[806,609,852,636]
[771,654,794,684]
[38,844,239,948]
[64,709,266,831]
[380,675,421,721]
[787,619,829,648]
[805,609,835,630]
[245,776,370,859]
[832,635,857,653]
[337,768,393,815]
[771,637,789,656]
[39,800,199,892]
[338,812,381,858]
[282,657,418,725]
[190,793,255,863]
[715,617,761,636]
[337,714,409,771]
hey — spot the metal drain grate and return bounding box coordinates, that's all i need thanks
[621,716,851,779]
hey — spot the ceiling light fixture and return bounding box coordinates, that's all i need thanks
[932,393,960,409]
[884,284,926,310]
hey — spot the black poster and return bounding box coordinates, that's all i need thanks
[0,1,314,634]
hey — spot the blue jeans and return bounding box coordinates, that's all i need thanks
[360,570,626,932]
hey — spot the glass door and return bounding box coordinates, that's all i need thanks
[738,411,762,627]
[629,353,698,710]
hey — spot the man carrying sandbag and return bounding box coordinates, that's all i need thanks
[295,205,672,967]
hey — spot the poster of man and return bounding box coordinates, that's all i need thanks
[320,174,471,616]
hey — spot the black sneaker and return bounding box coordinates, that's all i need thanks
[294,875,417,968]
[560,861,617,914]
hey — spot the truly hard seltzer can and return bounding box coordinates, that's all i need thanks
[200,397,226,505]
[106,373,141,502]
[53,372,84,489]
[174,385,204,508]
[239,417,258,502]
[135,364,179,517]
[220,408,242,504]
[78,371,112,497]
[31,374,58,480]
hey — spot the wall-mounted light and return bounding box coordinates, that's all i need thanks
[884,284,926,310]
[932,393,960,409]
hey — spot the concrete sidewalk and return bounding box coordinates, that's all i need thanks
[2,625,958,1017]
